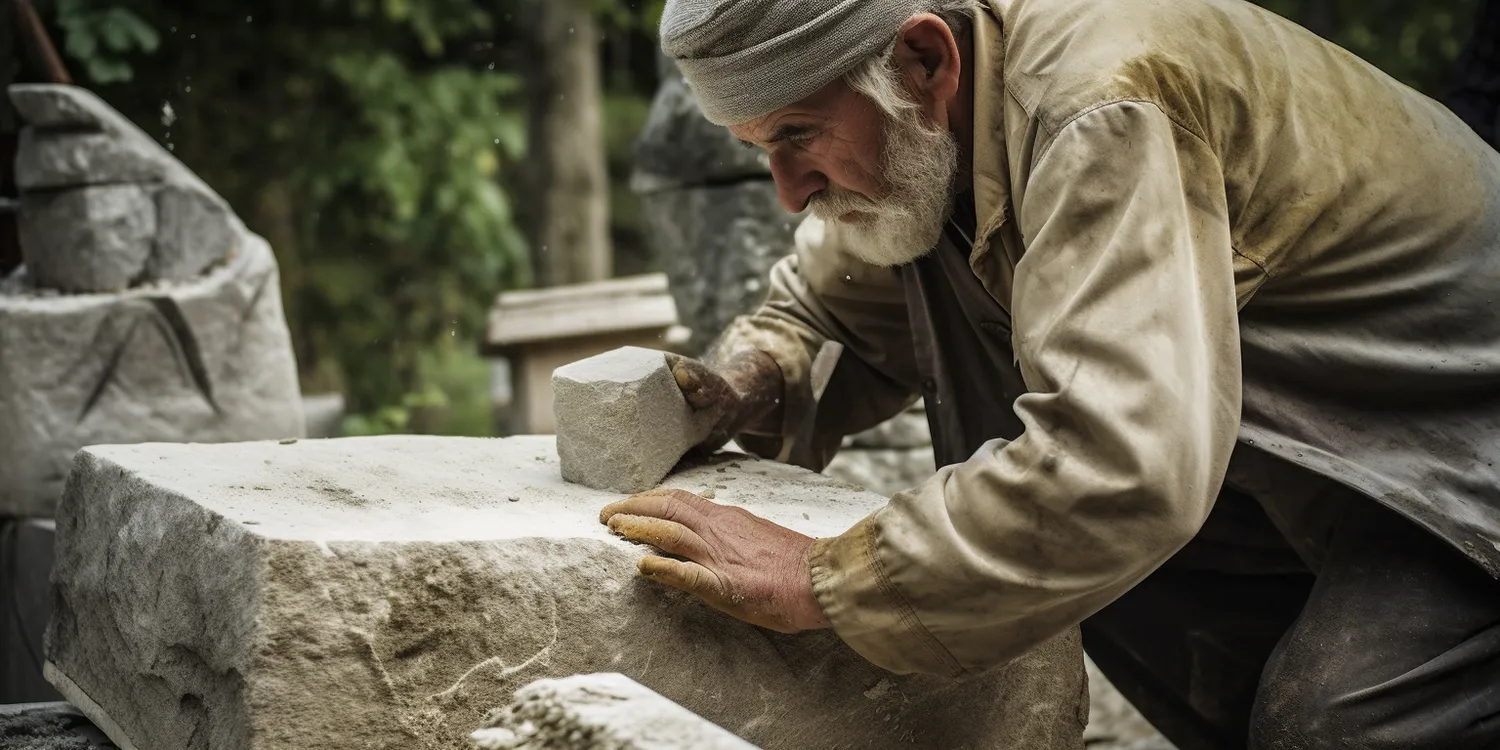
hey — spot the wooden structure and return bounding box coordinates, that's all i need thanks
[483,274,685,434]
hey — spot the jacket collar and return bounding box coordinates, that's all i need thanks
[969,0,1013,253]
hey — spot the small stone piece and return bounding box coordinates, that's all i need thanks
[46,435,1085,750]
[148,184,237,282]
[471,673,756,750]
[9,85,111,129]
[18,184,156,293]
[14,129,165,191]
[553,346,717,493]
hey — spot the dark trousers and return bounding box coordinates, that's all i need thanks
[1083,487,1500,750]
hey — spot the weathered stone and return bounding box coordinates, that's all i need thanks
[631,63,769,192]
[825,447,938,498]
[0,702,118,750]
[637,183,795,353]
[471,673,755,750]
[47,435,1086,750]
[148,183,236,282]
[18,184,156,293]
[14,129,166,191]
[553,346,717,493]
[8,84,247,289]
[0,235,305,517]
[846,402,932,450]
[9,85,110,130]
[1085,657,1173,750]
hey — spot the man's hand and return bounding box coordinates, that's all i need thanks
[667,350,784,453]
[601,488,829,634]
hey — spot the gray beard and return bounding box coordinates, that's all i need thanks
[809,108,960,268]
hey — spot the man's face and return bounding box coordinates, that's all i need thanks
[729,71,960,268]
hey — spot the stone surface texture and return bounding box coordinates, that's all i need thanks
[9,84,242,292]
[47,435,1086,750]
[0,235,304,517]
[471,673,754,750]
[18,184,156,292]
[553,346,717,493]
[0,702,119,750]
[631,62,795,354]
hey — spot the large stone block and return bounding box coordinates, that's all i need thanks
[0,235,304,517]
[47,435,1085,750]
[553,346,716,493]
[471,673,754,750]
[18,184,157,292]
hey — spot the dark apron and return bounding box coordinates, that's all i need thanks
[901,193,1027,467]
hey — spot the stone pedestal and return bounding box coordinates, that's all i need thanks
[0,236,304,517]
[0,83,304,518]
[47,435,1085,750]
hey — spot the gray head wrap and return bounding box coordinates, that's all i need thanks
[660,0,921,126]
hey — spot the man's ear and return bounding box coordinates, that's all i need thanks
[892,14,962,107]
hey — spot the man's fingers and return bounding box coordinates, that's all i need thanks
[638,555,728,601]
[599,488,712,525]
[606,513,713,562]
[668,356,734,411]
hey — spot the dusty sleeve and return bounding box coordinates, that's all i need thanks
[807,101,1244,676]
[713,216,921,468]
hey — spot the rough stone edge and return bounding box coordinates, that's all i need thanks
[473,673,759,750]
[43,662,141,750]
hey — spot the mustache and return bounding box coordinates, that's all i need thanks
[808,186,881,218]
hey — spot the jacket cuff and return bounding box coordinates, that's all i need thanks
[807,514,965,677]
[713,315,818,445]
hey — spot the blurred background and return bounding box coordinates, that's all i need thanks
[0,0,1492,439]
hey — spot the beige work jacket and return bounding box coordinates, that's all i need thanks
[718,0,1500,677]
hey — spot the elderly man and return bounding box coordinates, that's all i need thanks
[600,0,1500,747]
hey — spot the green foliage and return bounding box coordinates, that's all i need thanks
[1252,0,1479,94]
[55,0,158,83]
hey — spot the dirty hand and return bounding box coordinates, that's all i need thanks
[666,350,783,452]
[601,488,829,634]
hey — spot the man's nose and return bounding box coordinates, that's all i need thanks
[769,151,828,214]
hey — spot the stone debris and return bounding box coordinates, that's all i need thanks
[47,435,1085,750]
[9,84,242,293]
[471,673,755,750]
[0,702,118,750]
[0,234,304,517]
[553,347,717,493]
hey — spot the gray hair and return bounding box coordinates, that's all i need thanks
[844,0,982,119]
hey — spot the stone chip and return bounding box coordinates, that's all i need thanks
[471,673,755,750]
[553,346,718,493]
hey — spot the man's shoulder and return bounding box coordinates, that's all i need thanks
[1002,0,1283,140]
